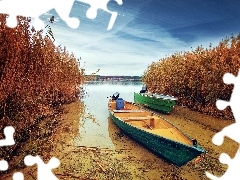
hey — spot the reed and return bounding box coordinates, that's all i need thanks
[0,14,85,145]
[142,35,240,119]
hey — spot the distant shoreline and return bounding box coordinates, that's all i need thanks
[84,80,143,85]
[84,75,142,81]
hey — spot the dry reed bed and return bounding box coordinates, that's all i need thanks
[142,34,240,119]
[0,14,85,162]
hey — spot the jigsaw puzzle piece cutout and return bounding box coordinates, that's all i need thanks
[53,0,80,29]
[107,0,123,11]
[0,126,15,146]
[216,100,230,111]
[24,155,60,180]
[0,0,54,29]
[207,70,240,179]
[13,172,24,180]
[0,0,79,30]
[213,70,240,146]
[212,122,240,146]
[206,148,240,179]
[217,71,240,120]
[0,159,8,171]
[78,0,123,30]
[222,72,236,85]
[106,0,123,30]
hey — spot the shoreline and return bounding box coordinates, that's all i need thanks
[0,100,237,179]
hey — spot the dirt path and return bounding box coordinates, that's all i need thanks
[0,101,239,180]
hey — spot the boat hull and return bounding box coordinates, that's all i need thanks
[109,111,205,166]
[134,92,176,114]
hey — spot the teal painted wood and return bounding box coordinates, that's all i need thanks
[134,92,176,114]
[109,111,205,166]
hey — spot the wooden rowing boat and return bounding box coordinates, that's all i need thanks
[134,92,177,114]
[108,93,205,166]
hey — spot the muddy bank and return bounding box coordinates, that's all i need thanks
[0,101,238,180]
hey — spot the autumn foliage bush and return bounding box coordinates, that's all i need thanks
[142,35,240,119]
[0,14,84,150]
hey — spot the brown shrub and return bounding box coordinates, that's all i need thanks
[142,35,240,119]
[0,14,84,142]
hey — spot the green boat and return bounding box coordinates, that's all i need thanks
[134,92,177,114]
[108,93,205,166]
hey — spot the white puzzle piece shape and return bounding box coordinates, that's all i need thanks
[24,155,60,180]
[0,0,123,30]
[13,172,24,180]
[0,159,8,171]
[206,70,240,179]
[77,0,123,30]
[0,0,79,30]
[0,126,15,146]
[206,148,240,179]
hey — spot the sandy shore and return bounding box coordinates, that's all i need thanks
[0,101,238,180]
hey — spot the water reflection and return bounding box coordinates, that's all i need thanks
[75,81,143,148]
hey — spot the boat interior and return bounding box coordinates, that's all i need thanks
[108,99,194,146]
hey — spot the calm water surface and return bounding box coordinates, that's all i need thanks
[75,81,143,148]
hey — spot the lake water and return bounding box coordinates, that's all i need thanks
[75,81,143,148]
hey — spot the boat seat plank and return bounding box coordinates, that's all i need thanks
[123,116,154,121]
[113,110,145,113]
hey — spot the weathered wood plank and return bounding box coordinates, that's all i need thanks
[123,116,154,121]
[113,109,145,113]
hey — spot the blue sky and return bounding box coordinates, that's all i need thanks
[40,0,240,76]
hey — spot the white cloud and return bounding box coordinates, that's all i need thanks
[44,2,233,76]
